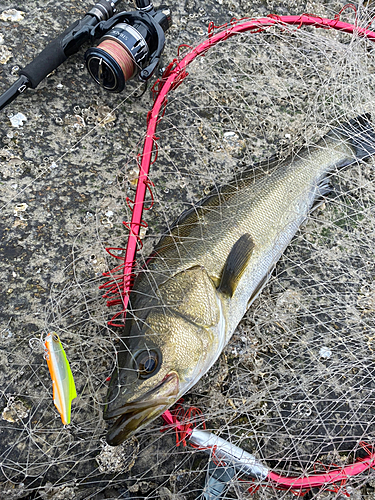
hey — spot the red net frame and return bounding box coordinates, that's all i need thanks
[160,410,375,495]
[101,6,375,492]
[101,7,375,327]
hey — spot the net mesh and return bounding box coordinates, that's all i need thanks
[1,2,375,499]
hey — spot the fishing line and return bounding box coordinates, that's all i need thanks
[95,39,136,82]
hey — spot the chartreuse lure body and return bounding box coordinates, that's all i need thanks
[44,333,77,425]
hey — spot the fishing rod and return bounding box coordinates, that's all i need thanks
[0,0,172,111]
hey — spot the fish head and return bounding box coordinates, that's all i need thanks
[104,266,224,445]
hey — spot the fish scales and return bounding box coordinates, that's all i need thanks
[133,139,354,335]
[104,114,375,445]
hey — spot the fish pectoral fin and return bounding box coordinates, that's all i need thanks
[218,233,255,297]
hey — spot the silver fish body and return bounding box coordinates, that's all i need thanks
[104,115,375,445]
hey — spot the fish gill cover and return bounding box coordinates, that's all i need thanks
[0,0,375,499]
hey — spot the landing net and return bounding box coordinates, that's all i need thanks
[1,3,375,499]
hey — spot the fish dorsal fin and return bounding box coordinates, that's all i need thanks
[152,155,284,257]
[218,233,255,297]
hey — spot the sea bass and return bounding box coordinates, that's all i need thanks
[104,114,375,445]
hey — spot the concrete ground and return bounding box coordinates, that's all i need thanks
[1,0,375,498]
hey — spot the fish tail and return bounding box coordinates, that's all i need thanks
[332,113,375,160]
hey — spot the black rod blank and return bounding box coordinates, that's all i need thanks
[0,0,121,111]
[0,75,30,111]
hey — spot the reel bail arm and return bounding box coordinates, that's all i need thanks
[85,4,172,92]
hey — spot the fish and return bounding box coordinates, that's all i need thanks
[44,333,77,425]
[103,114,375,445]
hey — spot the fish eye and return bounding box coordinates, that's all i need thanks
[52,333,60,343]
[135,350,160,379]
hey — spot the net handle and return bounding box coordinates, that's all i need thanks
[162,409,375,492]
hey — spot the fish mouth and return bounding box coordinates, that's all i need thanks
[104,372,179,446]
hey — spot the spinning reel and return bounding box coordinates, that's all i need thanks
[0,0,171,110]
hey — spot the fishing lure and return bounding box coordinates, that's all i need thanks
[44,333,77,425]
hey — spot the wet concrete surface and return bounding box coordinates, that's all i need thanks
[1,0,375,499]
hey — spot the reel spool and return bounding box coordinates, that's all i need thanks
[0,0,171,111]
[85,1,172,92]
